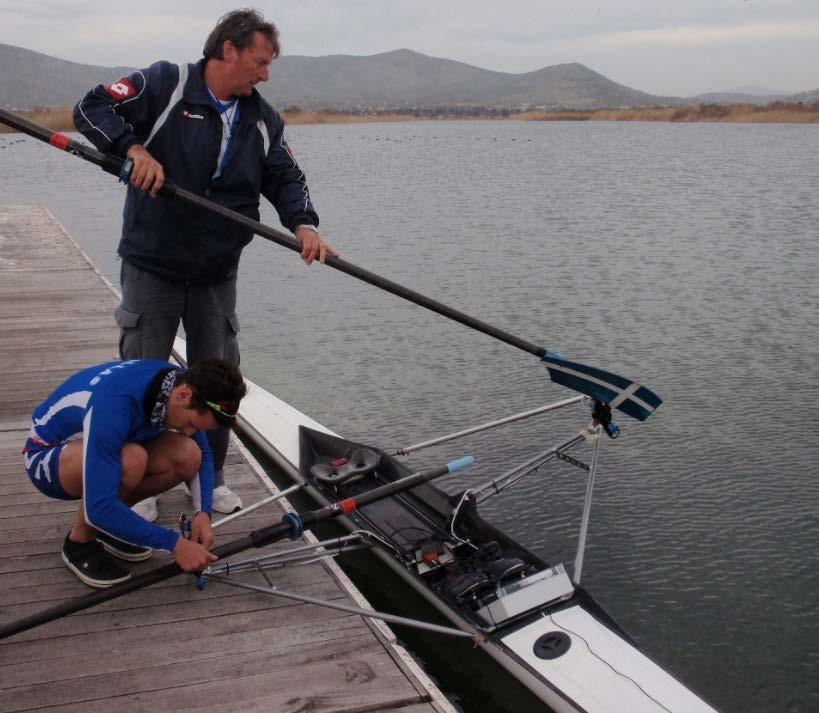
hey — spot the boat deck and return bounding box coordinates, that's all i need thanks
[0,205,453,713]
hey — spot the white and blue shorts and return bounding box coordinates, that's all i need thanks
[22,440,76,500]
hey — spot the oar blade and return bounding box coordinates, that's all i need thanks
[542,351,662,421]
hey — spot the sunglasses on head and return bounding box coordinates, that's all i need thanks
[191,390,239,419]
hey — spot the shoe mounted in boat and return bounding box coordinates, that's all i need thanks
[474,541,527,583]
[443,566,493,601]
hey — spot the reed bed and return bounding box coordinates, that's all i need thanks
[2,102,817,135]
[520,101,819,123]
[0,107,74,132]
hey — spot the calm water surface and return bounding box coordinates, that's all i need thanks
[1,120,817,713]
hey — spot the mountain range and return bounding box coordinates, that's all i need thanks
[1,43,814,111]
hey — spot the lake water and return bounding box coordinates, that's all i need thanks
[1,120,817,713]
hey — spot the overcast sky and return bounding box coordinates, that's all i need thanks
[1,0,818,96]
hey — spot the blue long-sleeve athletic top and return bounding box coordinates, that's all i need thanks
[26,360,214,551]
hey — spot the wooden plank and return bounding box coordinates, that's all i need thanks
[0,205,444,713]
[0,598,354,665]
[0,614,368,688]
[0,579,348,647]
[1,547,332,606]
[29,650,422,713]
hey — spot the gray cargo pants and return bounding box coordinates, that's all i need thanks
[116,259,240,485]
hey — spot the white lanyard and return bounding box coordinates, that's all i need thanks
[208,89,240,179]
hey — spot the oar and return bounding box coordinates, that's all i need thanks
[0,108,661,421]
[0,455,474,641]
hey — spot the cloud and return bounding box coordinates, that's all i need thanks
[583,18,819,49]
[1,1,817,95]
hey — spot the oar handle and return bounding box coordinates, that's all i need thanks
[0,561,181,641]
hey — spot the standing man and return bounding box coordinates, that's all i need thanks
[23,358,247,587]
[73,9,336,519]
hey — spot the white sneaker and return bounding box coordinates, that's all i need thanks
[132,496,158,522]
[212,485,242,514]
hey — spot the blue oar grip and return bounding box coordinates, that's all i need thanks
[446,456,475,473]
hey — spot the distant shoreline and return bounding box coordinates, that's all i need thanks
[2,102,818,134]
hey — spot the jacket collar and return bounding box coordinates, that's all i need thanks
[183,58,261,123]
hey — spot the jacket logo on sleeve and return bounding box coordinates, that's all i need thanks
[106,78,136,100]
[182,109,205,120]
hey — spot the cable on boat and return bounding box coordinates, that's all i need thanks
[204,541,371,576]
[351,528,402,557]
[546,610,672,713]
[449,490,480,550]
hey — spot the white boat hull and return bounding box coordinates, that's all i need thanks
[173,338,719,713]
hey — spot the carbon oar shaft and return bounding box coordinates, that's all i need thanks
[0,107,543,359]
[0,108,662,421]
[0,456,473,641]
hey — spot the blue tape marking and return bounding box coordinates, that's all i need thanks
[118,158,134,184]
[282,512,304,540]
[446,456,475,473]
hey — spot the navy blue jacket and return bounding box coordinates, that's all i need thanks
[74,59,319,284]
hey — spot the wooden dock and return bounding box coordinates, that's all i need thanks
[0,205,454,713]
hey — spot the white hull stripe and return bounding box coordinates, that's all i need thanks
[546,361,655,414]
[145,64,188,148]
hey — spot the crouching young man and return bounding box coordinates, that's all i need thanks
[23,358,247,587]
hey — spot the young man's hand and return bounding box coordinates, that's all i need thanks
[190,511,215,548]
[172,536,217,571]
